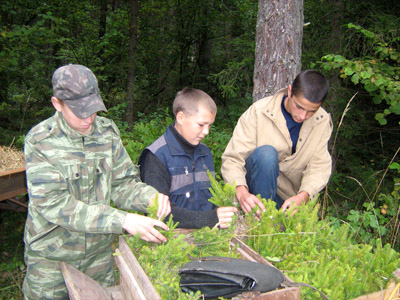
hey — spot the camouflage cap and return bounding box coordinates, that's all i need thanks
[52,64,107,119]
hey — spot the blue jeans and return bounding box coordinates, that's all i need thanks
[245,145,284,209]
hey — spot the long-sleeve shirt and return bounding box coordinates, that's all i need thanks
[24,112,157,260]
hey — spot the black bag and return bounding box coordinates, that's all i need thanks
[178,256,285,299]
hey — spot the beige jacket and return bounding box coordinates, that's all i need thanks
[221,88,333,200]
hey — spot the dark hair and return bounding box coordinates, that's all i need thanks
[172,87,217,116]
[291,69,329,104]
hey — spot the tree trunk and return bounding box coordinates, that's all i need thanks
[97,0,108,78]
[98,0,108,40]
[253,0,304,102]
[126,0,139,129]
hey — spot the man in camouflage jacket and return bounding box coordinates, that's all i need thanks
[23,64,171,300]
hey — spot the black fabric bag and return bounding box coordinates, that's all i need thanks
[178,256,285,299]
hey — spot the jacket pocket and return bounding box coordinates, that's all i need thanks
[63,163,83,202]
[28,226,85,261]
[93,158,112,203]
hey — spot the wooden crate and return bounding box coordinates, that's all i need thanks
[114,236,161,300]
[62,233,399,300]
[114,235,300,300]
[61,261,121,300]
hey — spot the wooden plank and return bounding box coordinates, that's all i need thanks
[114,248,147,300]
[0,167,27,201]
[0,187,28,202]
[231,237,301,300]
[106,286,123,300]
[117,236,162,300]
[0,197,27,212]
[60,262,112,300]
[351,282,398,300]
[5,196,28,208]
[351,268,400,300]
[232,287,300,300]
[0,167,26,177]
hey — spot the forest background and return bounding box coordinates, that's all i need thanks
[0,0,399,299]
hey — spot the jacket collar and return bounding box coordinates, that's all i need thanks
[54,111,96,139]
[164,125,208,157]
[263,88,329,127]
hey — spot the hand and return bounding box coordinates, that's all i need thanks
[122,213,169,243]
[149,193,171,220]
[236,186,266,217]
[281,191,309,215]
[216,207,239,229]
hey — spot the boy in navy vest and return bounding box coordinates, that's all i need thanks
[139,88,238,229]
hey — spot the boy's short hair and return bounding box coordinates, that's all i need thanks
[172,88,217,116]
[291,69,329,104]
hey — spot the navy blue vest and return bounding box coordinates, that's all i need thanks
[146,126,215,211]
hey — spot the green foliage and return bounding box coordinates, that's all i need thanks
[207,170,238,207]
[125,220,238,299]
[202,126,234,177]
[119,109,173,163]
[125,232,201,300]
[376,163,400,249]
[1,1,400,298]
[126,182,400,300]
[327,160,400,250]
[210,58,254,100]
[147,195,180,241]
[245,200,400,300]
[341,201,388,244]
[124,178,239,299]
[320,23,400,125]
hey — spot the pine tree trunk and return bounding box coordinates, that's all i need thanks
[253,0,304,102]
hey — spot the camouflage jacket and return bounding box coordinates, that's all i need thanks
[24,112,157,261]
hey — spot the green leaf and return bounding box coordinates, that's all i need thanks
[334,55,346,63]
[389,162,400,170]
[391,103,400,114]
[360,71,372,79]
[344,67,354,76]
[375,113,387,125]
[351,73,360,85]
[372,95,382,104]
[265,256,282,262]
[365,82,377,92]
[322,55,334,62]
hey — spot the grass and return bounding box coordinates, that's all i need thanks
[0,209,26,300]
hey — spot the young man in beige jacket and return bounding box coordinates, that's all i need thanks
[221,70,332,215]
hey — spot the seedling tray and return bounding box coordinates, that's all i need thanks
[114,234,300,300]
